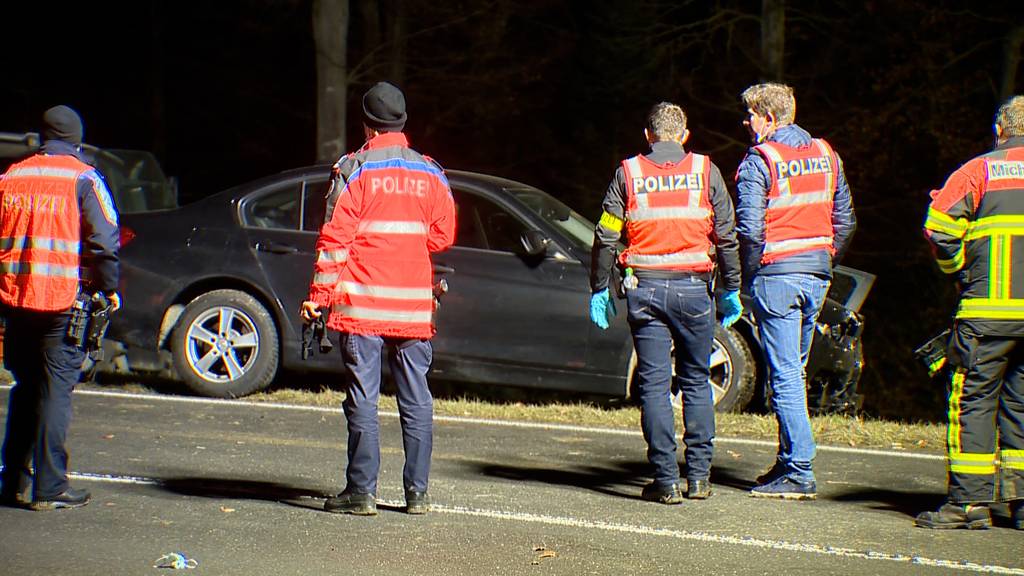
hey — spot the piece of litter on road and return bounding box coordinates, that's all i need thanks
[102,434,115,440]
[530,546,557,565]
[220,506,236,513]
[154,552,198,569]
[727,450,742,459]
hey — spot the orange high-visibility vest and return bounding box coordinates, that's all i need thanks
[0,154,86,311]
[754,139,838,264]
[618,152,714,272]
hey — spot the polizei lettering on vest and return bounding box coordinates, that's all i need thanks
[632,173,702,193]
[370,175,428,197]
[776,156,832,178]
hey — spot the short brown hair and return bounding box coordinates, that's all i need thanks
[741,83,796,126]
[646,102,687,141]
[996,95,1024,138]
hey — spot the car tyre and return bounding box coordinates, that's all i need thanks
[627,325,757,413]
[170,289,279,398]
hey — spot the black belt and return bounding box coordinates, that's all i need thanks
[633,269,712,283]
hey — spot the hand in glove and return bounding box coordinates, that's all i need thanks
[589,288,617,330]
[718,290,743,329]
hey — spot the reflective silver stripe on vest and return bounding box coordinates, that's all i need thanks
[358,221,427,235]
[340,281,433,300]
[314,272,339,285]
[0,236,80,253]
[759,144,793,197]
[624,157,648,208]
[767,190,832,210]
[5,166,80,180]
[813,139,835,196]
[0,261,79,279]
[317,249,348,263]
[764,236,832,255]
[624,251,711,267]
[331,305,433,324]
[629,206,711,222]
[688,154,705,208]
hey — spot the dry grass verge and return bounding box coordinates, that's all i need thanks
[247,387,945,454]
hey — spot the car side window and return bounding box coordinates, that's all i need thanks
[244,182,302,230]
[302,177,330,232]
[452,188,528,253]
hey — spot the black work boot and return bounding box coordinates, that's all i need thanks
[405,490,431,515]
[914,502,991,530]
[324,491,377,516]
[641,481,684,505]
[30,488,91,511]
[1010,500,1023,531]
[686,478,713,500]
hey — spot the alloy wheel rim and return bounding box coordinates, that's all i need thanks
[184,306,260,383]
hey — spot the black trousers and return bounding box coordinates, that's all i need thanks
[945,324,1024,504]
[1,307,84,499]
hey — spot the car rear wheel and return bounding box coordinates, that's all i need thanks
[626,325,757,413]
[170,289,279,398]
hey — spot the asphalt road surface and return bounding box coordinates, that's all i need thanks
[0,386,1020,576]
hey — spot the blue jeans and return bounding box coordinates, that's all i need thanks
[750,273,830,482]
[1,308,85,500]
[340,333,433,494]
[627,276,715,486]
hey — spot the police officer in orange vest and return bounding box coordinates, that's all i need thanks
[735,83,856,500]
[0,105,121,510]
[916,95,1024,530]
[301,82,456,516]
[591,102,742,503]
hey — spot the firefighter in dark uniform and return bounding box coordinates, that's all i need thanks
[590,102,742,503]
[917,95,1024,530]
[0,105,120,510]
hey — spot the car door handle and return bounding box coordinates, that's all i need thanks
[433,263,455,274]
[256,241,299,255]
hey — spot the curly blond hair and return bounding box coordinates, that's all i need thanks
[741,83,796,126]
[996,95,1024,137]
[646,102,687,141]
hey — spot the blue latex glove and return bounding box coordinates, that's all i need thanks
[589,288,617,330]
[719,290,743,328]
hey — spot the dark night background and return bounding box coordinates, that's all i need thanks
[3,1,1023,421]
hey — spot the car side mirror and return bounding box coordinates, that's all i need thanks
[520,229,550,257]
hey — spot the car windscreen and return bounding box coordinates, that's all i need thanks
[90,149,178,213]
[504,186,595,252]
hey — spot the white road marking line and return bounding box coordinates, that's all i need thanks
[61,471,1024,575]
[0,386,944,461]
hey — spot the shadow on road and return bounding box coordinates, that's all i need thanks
[477,460,651,500]
[832,487,946,517]
[158,476,331,511]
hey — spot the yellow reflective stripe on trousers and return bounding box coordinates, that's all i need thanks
[1001,449,1024,470]
[957,298,1024,320]
[936,245,964,273]
[925,207,969,238]
[947,451,997,475]
[989,235,1010,300]
[947,369,966,454]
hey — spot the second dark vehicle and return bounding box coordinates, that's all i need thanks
[96,160,873,414]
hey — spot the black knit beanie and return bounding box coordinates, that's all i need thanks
[42,105,84,145]
[362,82,407,132]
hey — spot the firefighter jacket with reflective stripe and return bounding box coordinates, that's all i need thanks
[590,141,740,292]
[0,146,120,312]
[735,124,856,281]
[754,138,838,263]
[308,132,457,339]
[924,136,1024,335]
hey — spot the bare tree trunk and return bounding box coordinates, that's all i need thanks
[1001,24,1024,103]
[761,0,785,82]
[314,0,350,162]
[387,0,407,86]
